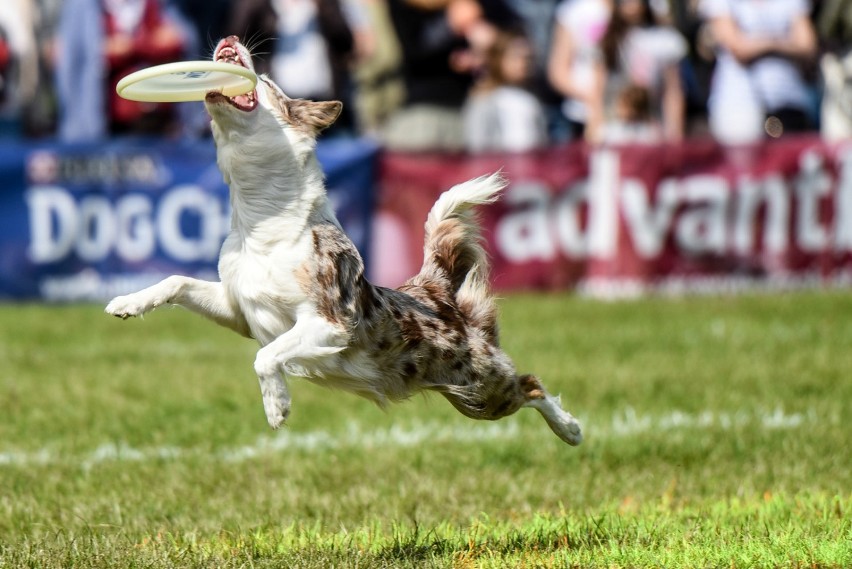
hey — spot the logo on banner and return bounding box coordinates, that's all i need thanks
[494,149,852,263]
[26,185,230,264]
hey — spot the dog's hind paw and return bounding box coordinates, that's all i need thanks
[525,394,583,446]
[547,411,583,446]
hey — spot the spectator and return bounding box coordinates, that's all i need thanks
[227,0,277,75]
[383,0,517,152]
[599,83,662,142]
[23,0,63,137]
[169,0,236,138]
[267,0,361,134]
[814,0,852,54]
[815,0,852,141]
[547,0,612,141]
[462,29,547,152]
[701,0,819,144]
[172,0,234,56]
[56,0,195,141]
[669,0,715,136]
[0,0,40,137]
[586,0,687,143]
[501,0,560,78]
[498,0,573,143]
[352,0,405,137]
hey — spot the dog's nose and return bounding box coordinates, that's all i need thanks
[224,35,240,46]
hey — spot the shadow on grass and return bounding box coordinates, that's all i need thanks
[371,516,616,567]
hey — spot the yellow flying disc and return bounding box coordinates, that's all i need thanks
[116,61,258,103]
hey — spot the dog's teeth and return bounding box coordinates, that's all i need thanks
[217,47,239,64]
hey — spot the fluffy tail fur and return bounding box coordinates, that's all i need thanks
[420,172,507,342]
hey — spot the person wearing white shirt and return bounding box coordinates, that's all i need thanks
[547,0,612,139]
[701,0,818,143]
[587,0,687,143]
[463,30,548,153]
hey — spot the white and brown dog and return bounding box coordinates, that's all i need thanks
[106,36,582,445]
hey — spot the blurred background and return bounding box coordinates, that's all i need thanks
[1,3,851,565]
[1,0,851,300]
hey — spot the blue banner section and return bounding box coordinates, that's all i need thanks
[0,138,378,301]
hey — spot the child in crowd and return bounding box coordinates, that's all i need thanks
[463,29,547,153]
[600,83,662,143]
[586,0,686,143]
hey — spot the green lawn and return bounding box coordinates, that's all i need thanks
[0,292,849,567]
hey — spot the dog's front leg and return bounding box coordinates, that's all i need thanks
[253,315,349,429]
[105,276,249,336]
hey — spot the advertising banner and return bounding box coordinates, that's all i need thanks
[0,138,378,301]
[373,137,852,296]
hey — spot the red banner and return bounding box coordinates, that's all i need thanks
[372,137,852,296]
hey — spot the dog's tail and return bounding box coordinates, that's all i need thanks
[420,172,507,340]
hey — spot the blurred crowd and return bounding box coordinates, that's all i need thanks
[0,0,850,149]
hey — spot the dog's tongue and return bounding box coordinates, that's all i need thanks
[234,93,252,107]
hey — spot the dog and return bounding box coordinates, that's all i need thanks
[105,36,582,446]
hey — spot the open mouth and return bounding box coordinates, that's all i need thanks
[211,39,257,112]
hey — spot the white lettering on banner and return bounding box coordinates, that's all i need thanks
[26,185,78,263]
[554,181,590,257]
[587,149,619,257]
[77,196,115,262]
[157,185,224,262]
[795,151,833,252]
[495,151,621,262]
[115,195,155,262]
[621,178,679,257]
[493,149,852,263]
[674,175,729,255]
[732,176,789,255]
[495,182,557,263]
[834,149,852,250]
[25,185,229,265]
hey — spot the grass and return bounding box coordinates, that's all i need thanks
[0,291,850,567]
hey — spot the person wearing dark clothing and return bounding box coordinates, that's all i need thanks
[267,0,356,133]
[383,0,519,151]
[172,0,233,55]
[228,0,278,75]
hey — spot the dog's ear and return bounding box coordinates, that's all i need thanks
[286,99,343,134]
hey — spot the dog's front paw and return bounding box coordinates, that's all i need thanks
[105,294,152,319]
[105,277,183,319]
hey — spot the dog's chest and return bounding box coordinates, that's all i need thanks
[219,236,308,344]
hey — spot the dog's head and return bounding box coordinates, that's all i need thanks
[204,36,342,180]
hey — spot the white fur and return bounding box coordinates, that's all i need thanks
[107,38,584,444]
[107,55,351,428]
[425,172,504,235]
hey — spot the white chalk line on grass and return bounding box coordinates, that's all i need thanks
[0,407,825,469]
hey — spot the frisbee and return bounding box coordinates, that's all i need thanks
[116,60,258,103]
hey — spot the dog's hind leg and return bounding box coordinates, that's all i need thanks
[520,375,583,446]
[438,372,582,445]
[253,315,348,429]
